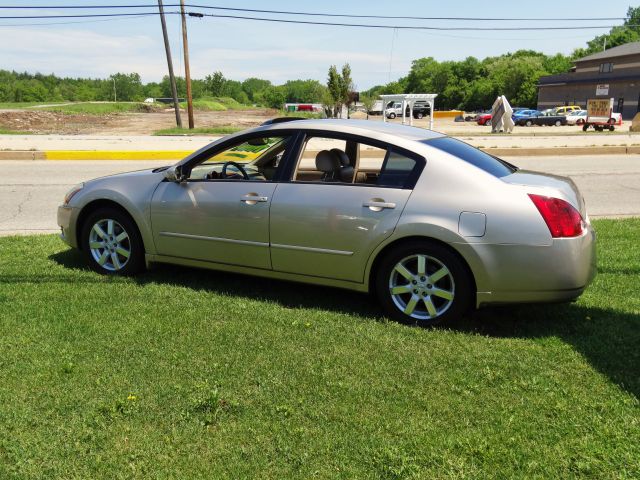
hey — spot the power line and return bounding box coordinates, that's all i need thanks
[0,4,628,22]
[0,12,157,27]
[0,10,633,31]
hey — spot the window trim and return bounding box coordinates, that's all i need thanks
[281,129,426,190]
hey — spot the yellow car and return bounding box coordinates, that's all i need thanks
[554,105,582,116]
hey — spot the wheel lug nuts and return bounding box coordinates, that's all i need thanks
[413,289,418,294]
[421,276,426,281]
[412,280,417,285]
[427,284,432,289]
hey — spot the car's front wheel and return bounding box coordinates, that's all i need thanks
[81,207,145,275]
[375,241,472,327]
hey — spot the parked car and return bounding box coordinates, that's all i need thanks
[514,110,568,127]
[476,112,492,126]
[565,110,588,125]
[512,109,539,121]
[58,119,596,327]
[555,105,583,116]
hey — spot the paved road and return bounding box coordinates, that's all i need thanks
[1,155,639,235]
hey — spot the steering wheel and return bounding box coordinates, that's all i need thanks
[221,161,249,180]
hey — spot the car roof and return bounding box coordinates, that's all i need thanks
[252,119,446,141]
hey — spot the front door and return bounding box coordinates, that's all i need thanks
[150,181,276,269]
[149,133,295,270]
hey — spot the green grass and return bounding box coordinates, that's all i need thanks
[179,97,252,112]
[39,102,153,115]
[0,219,638,478]
[153,126,244,136]
[0,128,32,135]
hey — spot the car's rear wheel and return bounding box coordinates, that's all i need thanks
[555,120,562,126]
[577,119,585,125]
[486,119,491,126]
[416,112,424,119]
[388,112,396,119]
[81,207,144,275]
[525,120,533,127]
[375,242,472,327]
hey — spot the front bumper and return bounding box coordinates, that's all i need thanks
[57,205,79,248]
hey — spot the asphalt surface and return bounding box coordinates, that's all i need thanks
[1,155,639,236]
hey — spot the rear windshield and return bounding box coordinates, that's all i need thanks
[423,137,516,178]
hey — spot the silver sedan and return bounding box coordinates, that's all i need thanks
[58,119,596,326]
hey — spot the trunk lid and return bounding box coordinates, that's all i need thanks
[502,170,587,218]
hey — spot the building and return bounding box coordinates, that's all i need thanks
[537,42,640,119]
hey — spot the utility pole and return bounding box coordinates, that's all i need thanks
[112,77,116,102]
[157,0,182,128]
[180,0,194,129]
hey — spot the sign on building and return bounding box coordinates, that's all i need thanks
[596,84,609,96]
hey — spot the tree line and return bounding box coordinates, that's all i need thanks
[1,7,638,109]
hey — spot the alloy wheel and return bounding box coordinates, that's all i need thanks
[88,219,131,272]
[388,254,455,320]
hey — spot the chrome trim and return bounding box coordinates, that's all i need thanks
[271,243,353,256]
[159,231,269,248]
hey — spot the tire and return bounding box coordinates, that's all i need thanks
[609,125,615,131]
[582,123,589,132]
[577,119,585,125]
[525,120,533,127]
[416,112,424,119]
[486,119,491,126]
[555,120,562,126]
[388,112,396,119]
[375,241,473,327]
[81,207,145,276]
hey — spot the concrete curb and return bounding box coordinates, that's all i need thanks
[0,145,636,161]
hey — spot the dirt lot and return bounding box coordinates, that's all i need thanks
[0,107,633,136]
[0,108,278,135]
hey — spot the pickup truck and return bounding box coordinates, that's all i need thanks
[514,110,567,127]
[385,102,430,119]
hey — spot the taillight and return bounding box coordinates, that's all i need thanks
[528,194,584,238]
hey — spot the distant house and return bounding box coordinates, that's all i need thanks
[537,42,640,119]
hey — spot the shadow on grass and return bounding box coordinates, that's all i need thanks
[49,249,640,399]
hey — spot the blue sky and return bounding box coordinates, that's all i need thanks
[0,1,632,89]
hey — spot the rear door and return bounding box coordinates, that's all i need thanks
[269,133,424,283]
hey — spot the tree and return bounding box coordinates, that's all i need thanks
[242,77,271,102]
[326,63,353,118]
[108,73,143,101]
[360,93,376,120]
[262,85,286,109]
[204,71,226,96]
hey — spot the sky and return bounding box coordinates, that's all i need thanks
[0,1,633,89]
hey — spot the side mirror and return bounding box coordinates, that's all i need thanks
[164,165,186,182]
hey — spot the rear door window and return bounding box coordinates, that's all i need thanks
[424,137,515,178]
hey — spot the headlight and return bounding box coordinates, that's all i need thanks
[63,183,84,205]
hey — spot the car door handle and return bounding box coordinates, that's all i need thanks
[363,201,396,211]
[240,194,268,204]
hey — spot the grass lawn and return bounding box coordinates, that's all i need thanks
[0,128,32,135]
[153,126,243,136]
[0,219,638,478]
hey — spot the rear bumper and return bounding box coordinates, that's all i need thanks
[57,205,79,248]
[471,225,597,307]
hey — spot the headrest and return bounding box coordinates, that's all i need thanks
[339,165,354,183]
[315,150,340,173]
[330,148,350,166]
